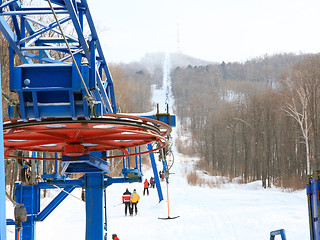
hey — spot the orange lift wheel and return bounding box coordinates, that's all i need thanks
[3,114,172,160]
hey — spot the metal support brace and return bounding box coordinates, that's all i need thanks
[148,144,163,202]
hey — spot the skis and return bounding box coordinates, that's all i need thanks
[158,216,180,220]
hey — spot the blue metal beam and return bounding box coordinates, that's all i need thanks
[307,176,320,240]
[85,173,104,240]
[36,179,85,189]
[19,7,66,11]
[80,0,117,112]
[9,3,21,39]
[0,10,69,15]
[0,16,30,63]
[96,72,113,113]
[21,45,78,50]
[22,11,51,59]
[35,37,77,44]
[23,52,63,64]
[17,16,71,45]
[0,0,18,11]
[24,16,78,43]
[63,0,90,60]
[148,144,164,202]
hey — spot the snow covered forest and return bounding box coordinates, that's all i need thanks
[108,52,320,190]
[171,53,320,189]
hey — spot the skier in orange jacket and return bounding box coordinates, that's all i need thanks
[130,189,140,215]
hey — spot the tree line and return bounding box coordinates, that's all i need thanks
[172,53,320,189]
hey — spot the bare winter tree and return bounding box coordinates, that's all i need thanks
[281,55,320,175]
[282,76,311,175]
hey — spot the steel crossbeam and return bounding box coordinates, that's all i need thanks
[17,16,71,45]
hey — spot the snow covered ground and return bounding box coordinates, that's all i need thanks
[5,53,309,239]
[106,154,309,240]
[5,151,310,240]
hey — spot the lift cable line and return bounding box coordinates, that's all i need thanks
[53,184,84,202]
[5,192,23,208]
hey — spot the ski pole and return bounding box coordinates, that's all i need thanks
[113,203,123,207]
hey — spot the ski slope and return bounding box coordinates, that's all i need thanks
[106,153,309,240]
[5,53,309,239]
[5,151,310,240]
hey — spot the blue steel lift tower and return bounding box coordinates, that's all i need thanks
[0,1,175,240]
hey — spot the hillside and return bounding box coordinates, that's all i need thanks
[171,53,319,189]
[139,52,213,74]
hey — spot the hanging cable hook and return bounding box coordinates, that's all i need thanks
[2,90,20,119]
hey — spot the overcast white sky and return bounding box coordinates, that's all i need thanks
[86,0,320,63]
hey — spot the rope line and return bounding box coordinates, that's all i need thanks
[53,184,84,202]
[5,191,23,207]
[2,90,20,118]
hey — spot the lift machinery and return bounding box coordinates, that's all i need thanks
[0,1,176,240]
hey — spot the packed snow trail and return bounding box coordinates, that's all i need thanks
[6,52,309,240]
[6,153,308,240]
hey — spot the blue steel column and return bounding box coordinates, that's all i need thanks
[16,183,39,240]
[0,59,7,240]
[148,144,163,202]
[307,176,320,240]
[85,173,104,240]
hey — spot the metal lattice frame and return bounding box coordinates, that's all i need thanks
[0,0,116,114]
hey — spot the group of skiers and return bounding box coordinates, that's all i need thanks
[143,177,155,195]
[121,176,157,217]
[122,188,140,216]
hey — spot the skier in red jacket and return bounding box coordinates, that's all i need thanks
[143,179,149,196]
[112,233,119,240]
[122,188,132,216]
